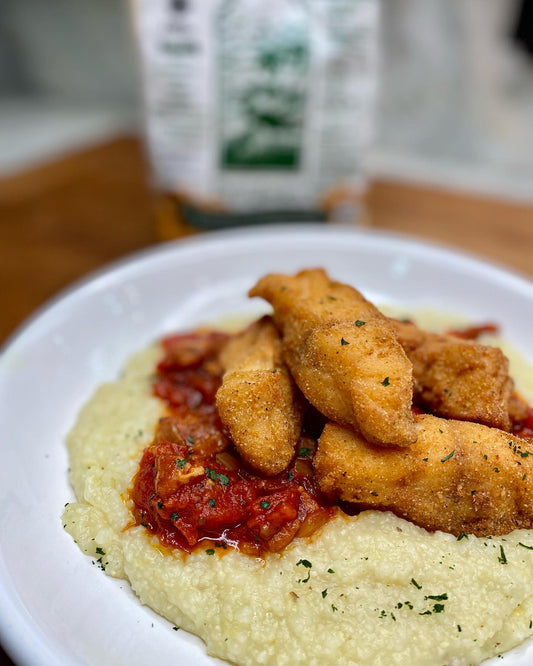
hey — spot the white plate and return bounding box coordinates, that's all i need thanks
[1,224,532,666]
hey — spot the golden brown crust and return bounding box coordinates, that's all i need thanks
[390,319,514,431]
[250,269,416,448]
[216,316,303,475]
[315,415,533,536]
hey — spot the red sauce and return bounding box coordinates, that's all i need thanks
[446,322,500,340]
[130,330,333,557]
[513,405,533,444]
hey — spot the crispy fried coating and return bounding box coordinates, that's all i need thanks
[216,316,303,475]
[315,415,533,536]
[249,269,416,448]
[390,319,514,431]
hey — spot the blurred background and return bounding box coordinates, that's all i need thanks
[1,0,532,344]
[0,1,532,663]
[1,0,532,195]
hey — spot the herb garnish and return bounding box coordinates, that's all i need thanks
[441,450,455,463]
[498,545,507,564]
[355,320,366,327]
[340,338,350,346]
[296,559,312,583]
[176,456,190,469]
[205,467,230,485]
[381,377,390,386]
[297,559,312,569]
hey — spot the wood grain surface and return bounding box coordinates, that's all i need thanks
[1,135,532,345]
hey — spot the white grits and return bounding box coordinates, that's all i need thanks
[63,322,533,666]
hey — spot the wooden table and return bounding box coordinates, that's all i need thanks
[0,136,532,664]
[1,135,532,345]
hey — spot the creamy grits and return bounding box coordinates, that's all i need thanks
[63,320,533,666]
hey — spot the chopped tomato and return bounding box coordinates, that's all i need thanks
[130,329,334,557]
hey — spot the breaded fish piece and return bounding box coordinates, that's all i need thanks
[216,316,303,475]
[250,269,416,447]
[315,415,533,536]
[390,319,514,431]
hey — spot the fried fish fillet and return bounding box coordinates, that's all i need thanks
[315,415,533,536]
[390,319,515,431]
[249,269,416,448]
[216,316,303,475]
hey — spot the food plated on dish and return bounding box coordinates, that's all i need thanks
[63,267,533,666]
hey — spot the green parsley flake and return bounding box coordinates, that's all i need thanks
[176,456,190,469]
[441,450,455,463]
[327,568,335,574]
[170,512,179,521]
[186,434,195,444]
[381,377,390,386]
[298,447,312,458]
[411,578,422,589]
[205,548,215,556]
[321,589,328,598]
[519,542,533,550]
[208,498,216,508]
[296,559,312,583]
[341,338,350,346]
[355,320,366,326]
[205,467,230,485]
[260,501,271,509]
[457,531,469,541]
[95,547,105,556]
[297,559,312,569]
[498,545,508,564]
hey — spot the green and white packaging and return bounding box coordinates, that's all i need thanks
[131,0,379,227]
